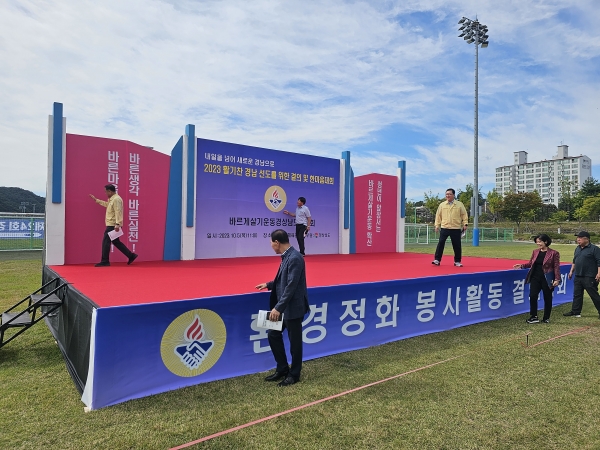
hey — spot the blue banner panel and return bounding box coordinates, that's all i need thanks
[89,267,571,409]
[195,139,340,258]
[0,219,45,239]
[185,125,195,228]
[52,102,63,204]
[163,137,184,260]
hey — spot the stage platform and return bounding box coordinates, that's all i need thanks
[42,253,571,411]
[48,253,524,308]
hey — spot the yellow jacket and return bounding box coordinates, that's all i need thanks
[95,193,124,227]
[435,200,468,229]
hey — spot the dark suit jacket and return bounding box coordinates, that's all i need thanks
[521,247,561,285]
[266,246,310,320]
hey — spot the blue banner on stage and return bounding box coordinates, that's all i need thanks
[86,267,571,409]
[195,139,340,258]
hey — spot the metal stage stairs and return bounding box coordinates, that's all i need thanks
[0,278,67,349]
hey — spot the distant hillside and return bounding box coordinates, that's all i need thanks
[0,187,45,213]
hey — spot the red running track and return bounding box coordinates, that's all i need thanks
[50,253,522,308]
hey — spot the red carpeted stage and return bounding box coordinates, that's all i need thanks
[42,251,571,410]
[50,253,523,308]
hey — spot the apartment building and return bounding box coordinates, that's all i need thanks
[495,145,592,206]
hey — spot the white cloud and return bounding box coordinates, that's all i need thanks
[0,0,598,201]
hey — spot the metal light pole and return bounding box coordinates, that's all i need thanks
[458,17,488,246]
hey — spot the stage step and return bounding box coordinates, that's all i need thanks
[1,312,33,327]
[30,293,62,306]
[0,278,67,349]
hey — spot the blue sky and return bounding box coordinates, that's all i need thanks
[1,0,598,200]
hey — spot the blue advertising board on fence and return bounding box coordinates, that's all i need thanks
[0,218,45,239]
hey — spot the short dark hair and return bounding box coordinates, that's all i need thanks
[298,197,306,204]
[445,188,455,195]
[534,234,552,246]
[270,229,289,244]
[104,184,116,192]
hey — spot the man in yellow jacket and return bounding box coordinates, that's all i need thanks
[89,184,138,267]
[432,188,468,267]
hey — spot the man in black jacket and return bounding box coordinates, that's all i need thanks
[564,231,600,318]
[256,229,310,386]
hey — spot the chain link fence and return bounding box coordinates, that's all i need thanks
[0,215,517,250]
[405,224,514,244]
[0,213,45,251]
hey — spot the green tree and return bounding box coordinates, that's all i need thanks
[549,211,569,233]
[486,190,503,223]
[558,180,577,219]
[538,203,558,222]
[549,210,569,224]
[405,200,416,223]
[500,191,544,233]
[457,184,472,206]
[423,191,442,221]
[574,178,600,210]
[574,194,600,222]
[457,183,484,213]
[573,207,586,225]
[578,177,600,197]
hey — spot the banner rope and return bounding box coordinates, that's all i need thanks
[169,354,464,449]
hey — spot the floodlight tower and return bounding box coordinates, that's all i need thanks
[458,17,488,246]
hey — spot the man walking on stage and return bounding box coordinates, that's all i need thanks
[89,184,138,267]
[432,188,468,267]
[256,229,310,386]
[283,196,311,256]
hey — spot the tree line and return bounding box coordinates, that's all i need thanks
[406,178,600,233]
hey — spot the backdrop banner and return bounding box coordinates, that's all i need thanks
[354,173,398,253]
[84,266,571,409]
[195,139,340,258]
[64,134,171,264]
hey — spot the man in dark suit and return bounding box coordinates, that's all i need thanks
[256,229,310,386]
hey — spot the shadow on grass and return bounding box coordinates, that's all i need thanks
[0,332,62,369]
[0,250,43,261]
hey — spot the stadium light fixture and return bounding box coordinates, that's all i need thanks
[457,17,489,247]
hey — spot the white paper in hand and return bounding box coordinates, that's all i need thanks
[108,228,124,241]
[256,310,283,330]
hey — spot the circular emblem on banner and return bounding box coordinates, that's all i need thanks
[264,185,287,212]
[161,309,226,377]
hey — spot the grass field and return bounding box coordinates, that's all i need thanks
[2,244,600,449]
[0,238,44,251]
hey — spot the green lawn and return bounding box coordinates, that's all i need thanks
[2,246,600,449]
[0,238,44,251]
[405,241,577,263]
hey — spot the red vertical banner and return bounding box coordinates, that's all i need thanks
[65,135,170,264]
[354,174,398,253]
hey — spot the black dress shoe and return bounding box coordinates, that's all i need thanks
[278,376,297,387]
[127,253,138,265]
[264,370,288,382]
[95,262,110,267]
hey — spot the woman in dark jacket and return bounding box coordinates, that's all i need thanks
[513,234,561,324]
